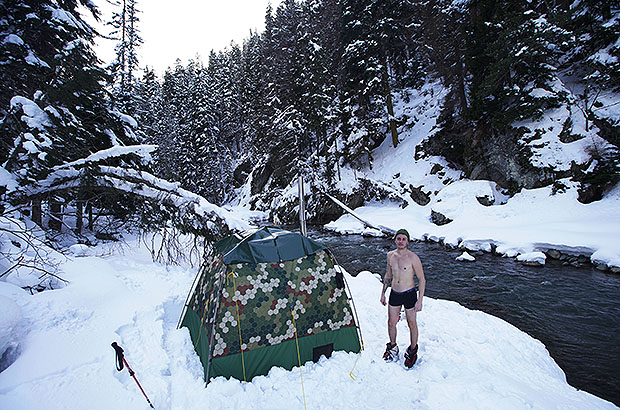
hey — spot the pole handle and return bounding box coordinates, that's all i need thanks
[111,342,124,371]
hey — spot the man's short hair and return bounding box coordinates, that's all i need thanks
[394,228,410,241]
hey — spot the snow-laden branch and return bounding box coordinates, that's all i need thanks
[54,145,158,170]
[15,159,250,238]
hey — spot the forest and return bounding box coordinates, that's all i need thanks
[1,0,619,275]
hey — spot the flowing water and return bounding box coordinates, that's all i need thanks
[308,227,620,406]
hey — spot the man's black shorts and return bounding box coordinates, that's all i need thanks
[389,287,417,309]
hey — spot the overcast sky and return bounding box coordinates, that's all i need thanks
[93,0,282,75]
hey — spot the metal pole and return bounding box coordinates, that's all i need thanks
[298,174,307,236]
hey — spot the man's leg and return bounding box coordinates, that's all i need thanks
[387,305,401,344]
[403,307,419,367]
[404,307,418,348]
[383,304,401,361]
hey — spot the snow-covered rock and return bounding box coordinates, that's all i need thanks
[430,180,504,223]
[456,251,476,262]
[591,248,620,271]
[69,244,92,257]
[517,251,547,266]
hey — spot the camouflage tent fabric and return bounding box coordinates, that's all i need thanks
[180,228,361,383]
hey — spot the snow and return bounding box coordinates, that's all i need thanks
[0,237,616,410]
[319,77,620,270]
[3,34,24,45]
[68,244,94,257]
[25,50,50,68]
[594,90,620,124]
[366,80,462,195]
[515,104,604,171]
[45,4,89,32]
[10,96,52,130]
[0,293,23,370]
[0,167,18,192]
[112,111,139,129]
[511,75,616,172]
[456,251,475,262]
[326,180,620,269]
[516,251,547,266]
[54,145,158,170]
[591,248,620,268]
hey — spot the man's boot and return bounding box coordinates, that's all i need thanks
[404,344,418,368]
[383,342,399,362]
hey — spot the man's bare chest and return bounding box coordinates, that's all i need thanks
[390,254,415,277]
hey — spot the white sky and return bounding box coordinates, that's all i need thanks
[92,0,282,76]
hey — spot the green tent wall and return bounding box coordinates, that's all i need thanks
[179,227,362,383]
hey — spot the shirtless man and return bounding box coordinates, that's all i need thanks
[380,228,426,367]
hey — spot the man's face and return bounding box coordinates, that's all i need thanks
[395,234,409,249]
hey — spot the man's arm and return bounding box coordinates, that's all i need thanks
[412,254,425,312]
[380,252,393,306]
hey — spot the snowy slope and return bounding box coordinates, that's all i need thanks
[323,79,620,270]
[0,238,616,410]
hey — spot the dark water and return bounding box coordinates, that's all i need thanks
[309,228,620,406]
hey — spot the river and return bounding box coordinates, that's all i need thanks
[309,227,620,406]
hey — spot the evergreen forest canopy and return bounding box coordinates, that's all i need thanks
[1,0,619,241]
[134,0,619,211]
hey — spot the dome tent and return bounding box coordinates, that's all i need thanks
[179,227,362,383]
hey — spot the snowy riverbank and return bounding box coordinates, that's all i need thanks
[325,179,620,272]
[0,237,617,409]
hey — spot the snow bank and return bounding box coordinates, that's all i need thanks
[326,180,620,270]
[322,76,620,271]
[0,238,615,409]
[0,282,27,373]
[0,296,23,365]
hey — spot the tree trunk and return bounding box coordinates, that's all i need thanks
[31,199,42,226]
[457,53,468,112]
[86,201,93,230]
[382,63,399,148]
[602,4,611,20]
[75,197,83,234]
[334,139,341,181]
[49,197,62,231]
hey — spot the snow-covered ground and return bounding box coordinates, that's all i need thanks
[0,237,617,410]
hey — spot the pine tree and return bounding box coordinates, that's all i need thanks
[298,0,334,156]
[567,0,619,90]
[239,31,269,155]
[465,0,569,128]
[108,0,143,113]
[158,61,189,181]
[1,0,134,185]
[414,0,468,117]
[133,67,161,138]
[252,4,279,155]
[339,0,396,166]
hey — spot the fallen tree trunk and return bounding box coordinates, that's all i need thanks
[321,191,395,237]
[14,164,250,241]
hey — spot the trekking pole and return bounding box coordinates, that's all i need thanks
[111,342,155,409]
